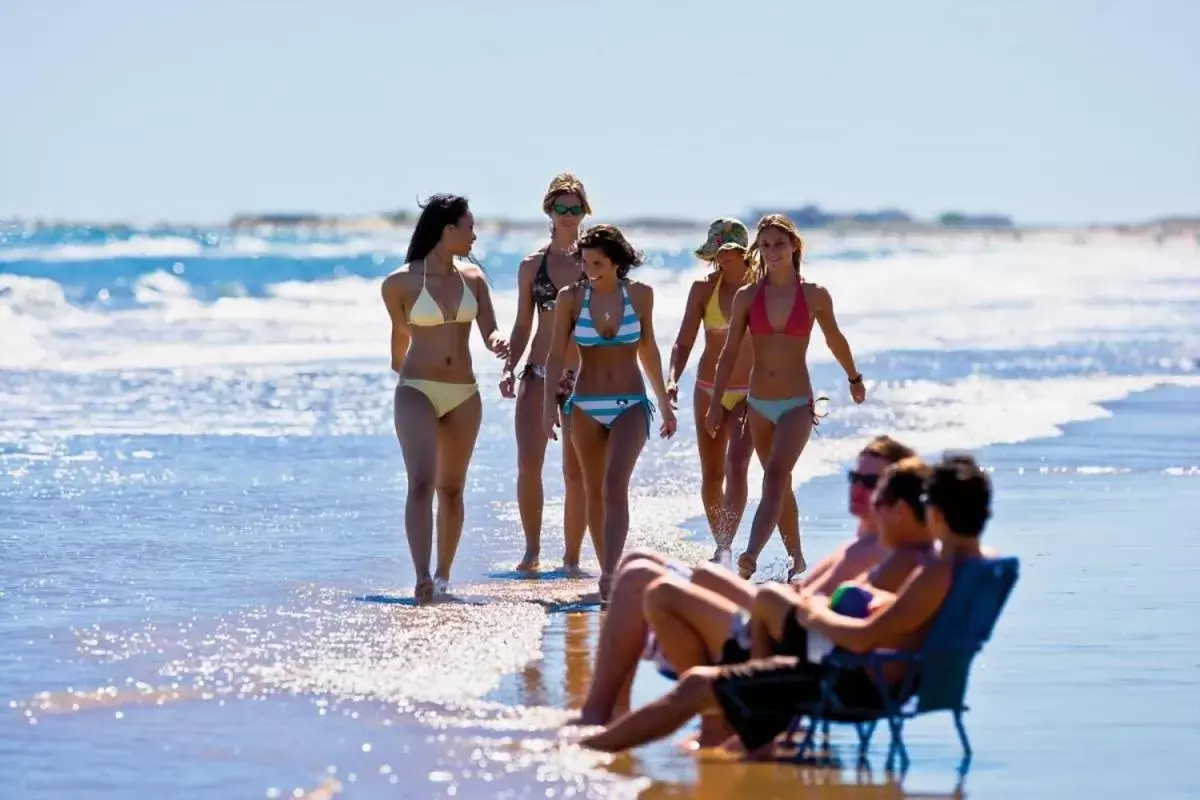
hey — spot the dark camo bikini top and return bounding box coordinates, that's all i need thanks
[533,247,575,312]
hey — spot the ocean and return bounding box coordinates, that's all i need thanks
[2,222,1198,798]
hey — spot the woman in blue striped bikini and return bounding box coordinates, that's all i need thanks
[543,225,677,602]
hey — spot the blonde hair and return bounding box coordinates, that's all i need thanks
[542,173,593,216]
[745,213,805,281]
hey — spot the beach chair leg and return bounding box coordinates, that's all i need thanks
[953,710,972,759]
[783,713,803,745]
[855,721,877,756]
[883,716,909,772]
[795,716,819,760]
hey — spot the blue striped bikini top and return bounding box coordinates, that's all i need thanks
[574,281,642,347]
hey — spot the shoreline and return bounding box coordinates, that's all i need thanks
[4,215,1199,240]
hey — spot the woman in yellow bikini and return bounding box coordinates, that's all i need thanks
[380,194,510,603]
[706,214,866,580]
[666,219,802,567]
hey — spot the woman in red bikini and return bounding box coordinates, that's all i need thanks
[706,214,866,579]
[667,219,801,567]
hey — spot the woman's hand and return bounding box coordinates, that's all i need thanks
[665,380,679,409]
[848,374,867,405]
[704,402,723,438]
[659,403,677,439]
[543,403,561,441]
[488,333,511,361]
[499,368,516,399]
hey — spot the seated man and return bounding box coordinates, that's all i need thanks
[570,435,916,728]
[578,452,997,755]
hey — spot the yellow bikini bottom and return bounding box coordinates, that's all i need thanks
[397,378,479,418]
[696,380,750,411]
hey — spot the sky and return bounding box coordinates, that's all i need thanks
[3,0,1199,226]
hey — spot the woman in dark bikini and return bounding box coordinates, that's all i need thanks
[500,173,591,573]
[543,224,677,602]
[667,218,802,567]
[706,214,866,579]
[380,194,509,603]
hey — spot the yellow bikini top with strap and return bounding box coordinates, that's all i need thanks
[702,276,729,331]
[408,259,478,327]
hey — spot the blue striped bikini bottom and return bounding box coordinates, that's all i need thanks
[563,393,655,432]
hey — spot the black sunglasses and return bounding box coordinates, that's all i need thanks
[552,203,585,216]
[848,471,879,489]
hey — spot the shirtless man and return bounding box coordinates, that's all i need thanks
[579,452,998,754]
[570,434,916,732]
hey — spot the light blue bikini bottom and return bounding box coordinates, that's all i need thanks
[746,395,814,424]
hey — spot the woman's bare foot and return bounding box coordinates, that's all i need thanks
[413,576,434,604]
[562,561,586,577]
[737,552,757,580]
[515,553,540,574]
[598,571,613,603]
[787,551,807,583]
[710,547,733,571]
[564,707,609,727]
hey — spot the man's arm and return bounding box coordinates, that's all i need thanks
[797,562,952,653]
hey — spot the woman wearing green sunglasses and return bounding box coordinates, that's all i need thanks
[499,173,593,575]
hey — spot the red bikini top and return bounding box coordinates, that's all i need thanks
[747,281,813,337]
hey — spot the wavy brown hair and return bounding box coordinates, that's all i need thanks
[745,213,805,281]
[572,224,643,279]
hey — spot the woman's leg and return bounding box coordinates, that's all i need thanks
[739,407,813,578]
[394,385,441,602]
[514,374,550,571]
[570,410,610,590]
[596,405,650,599]
[720,402,753,549]
[561,412,589,571]
[693,387,732,552]
[432,392,483,586]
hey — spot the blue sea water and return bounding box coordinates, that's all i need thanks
[1,223,1199,798]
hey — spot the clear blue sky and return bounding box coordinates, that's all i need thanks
[3,0,1198,225]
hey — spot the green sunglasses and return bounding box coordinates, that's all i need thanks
[552,203,585,216]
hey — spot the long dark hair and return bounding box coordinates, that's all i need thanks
[405,193,471,264]
[571,224,643,280]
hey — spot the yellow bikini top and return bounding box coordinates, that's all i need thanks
[702,276,729,331]
[408,259,478,327]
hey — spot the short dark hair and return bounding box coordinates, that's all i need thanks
[877,456,931,522]
[572,224,643,279]
[925,452,992,537]
[860,435,916,465]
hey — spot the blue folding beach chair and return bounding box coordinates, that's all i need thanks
[788,556,1020,769]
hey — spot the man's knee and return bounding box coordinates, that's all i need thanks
[619,548,663,570]
[643,575,681,618]
[615,561,667,599]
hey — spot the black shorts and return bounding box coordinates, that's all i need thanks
[711,656,892,752]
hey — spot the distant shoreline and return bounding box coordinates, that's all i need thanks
[4,212,1198,238]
